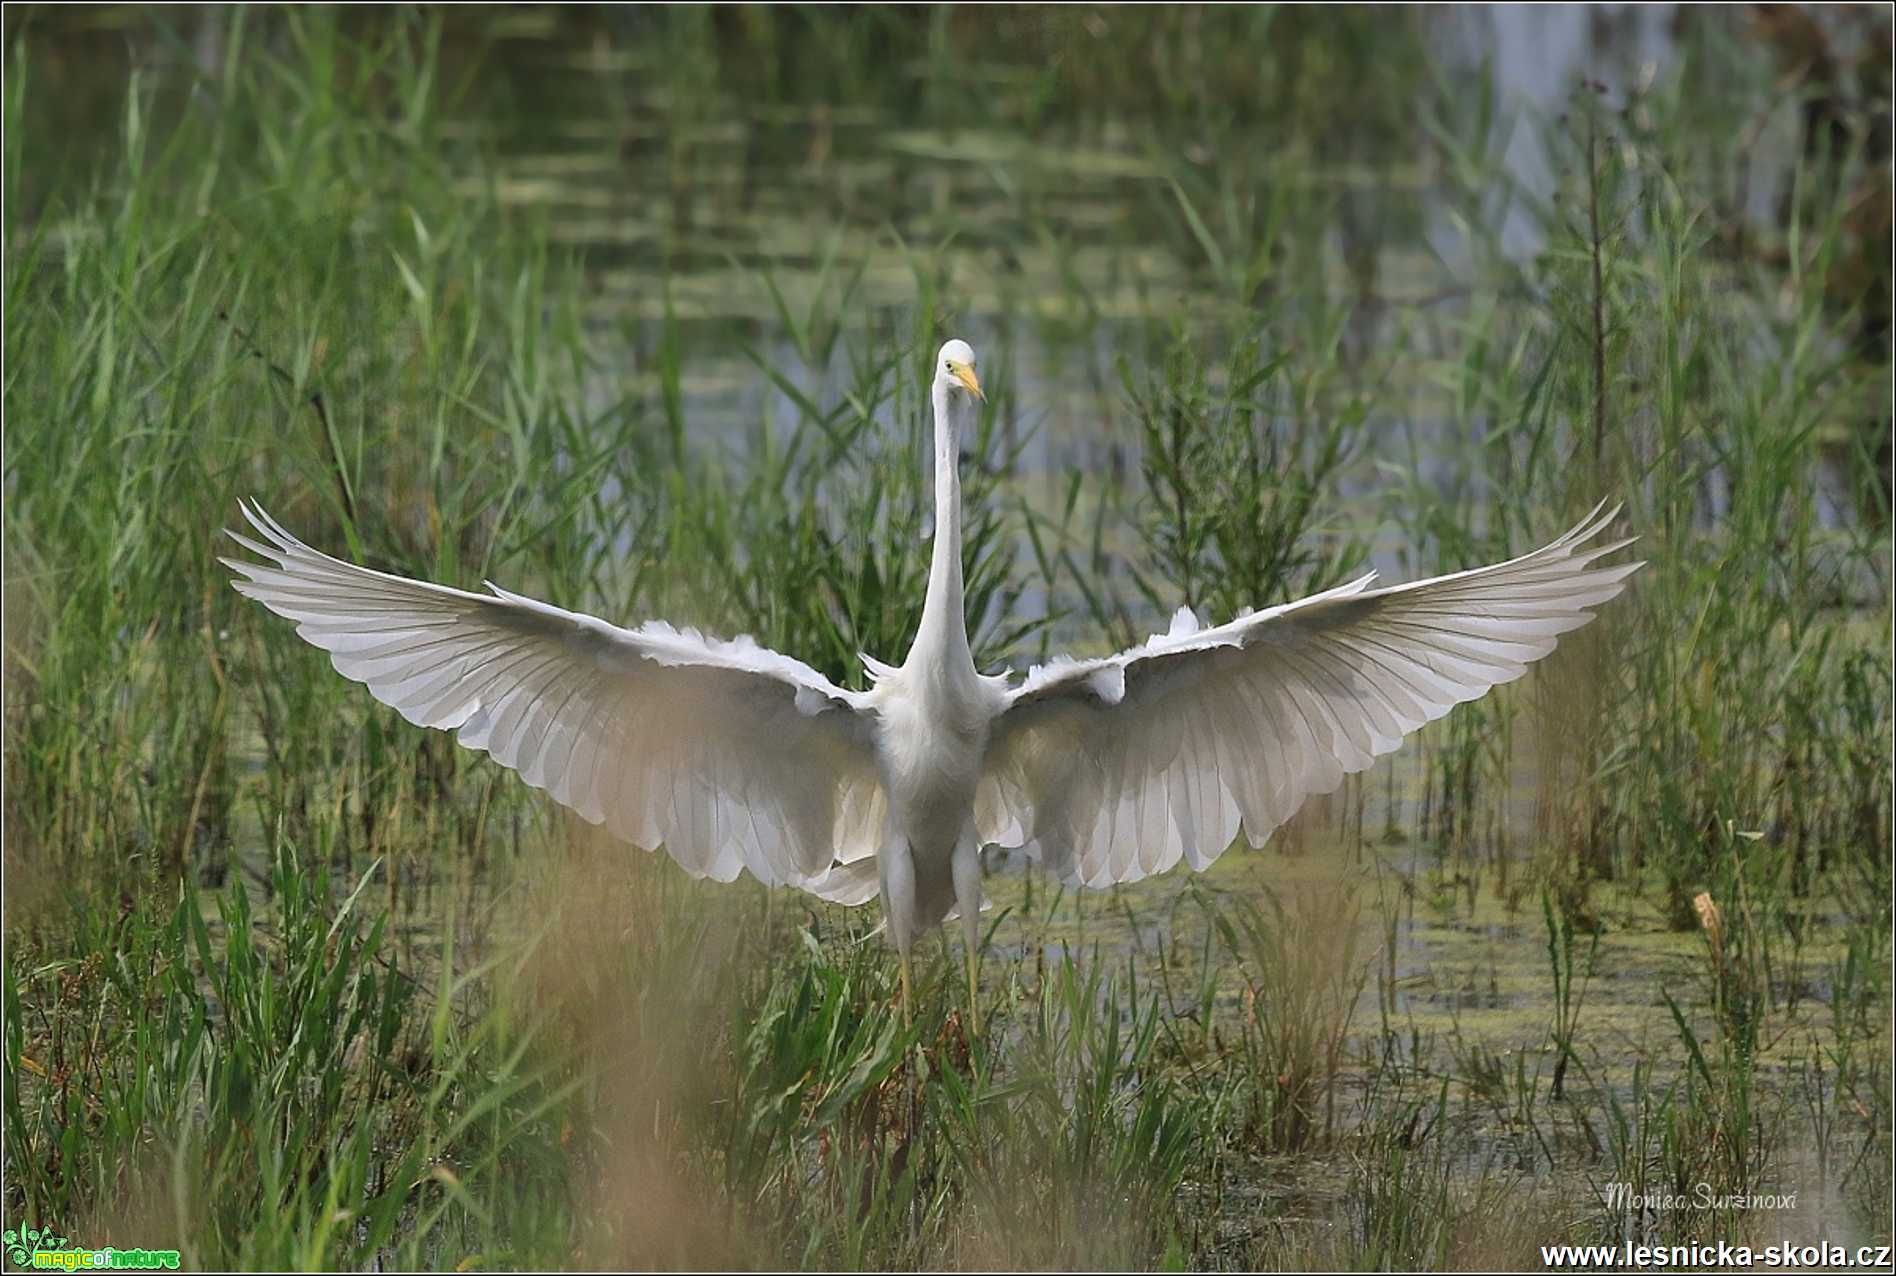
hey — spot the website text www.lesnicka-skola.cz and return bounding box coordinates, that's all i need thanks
[1539,1240,1894,1269]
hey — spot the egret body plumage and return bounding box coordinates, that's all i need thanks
[225,338,1640,1026]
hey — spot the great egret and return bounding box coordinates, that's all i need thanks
[225,337,1640,1027]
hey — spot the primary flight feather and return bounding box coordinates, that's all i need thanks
[225,337,1641,1022]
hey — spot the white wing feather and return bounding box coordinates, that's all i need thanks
[223,502,884,897]
[977,501,1642,886]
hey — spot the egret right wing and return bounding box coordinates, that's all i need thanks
[224,502,885,896]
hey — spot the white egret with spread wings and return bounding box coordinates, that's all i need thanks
[225,338,1640,1026]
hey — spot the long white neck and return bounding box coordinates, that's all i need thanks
[910,379,975,677]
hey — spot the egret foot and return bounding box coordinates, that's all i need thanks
[965,952,981,1036]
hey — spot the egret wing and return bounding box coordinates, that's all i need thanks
[224,502,884,895]
[976,502,1641,886]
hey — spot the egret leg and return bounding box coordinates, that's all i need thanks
[881,839,917,1026]
[951,834,983,1035]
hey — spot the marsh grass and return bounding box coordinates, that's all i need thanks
[4,6,1890,1269]
[1202,884,1368,1156]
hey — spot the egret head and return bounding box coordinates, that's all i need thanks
[935,339,984,403]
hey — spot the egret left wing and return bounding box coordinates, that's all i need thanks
[976,503,1640,886]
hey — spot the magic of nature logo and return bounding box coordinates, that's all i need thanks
[3,1225,181,1270]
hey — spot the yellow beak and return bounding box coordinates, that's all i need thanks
[948,360,985,402]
